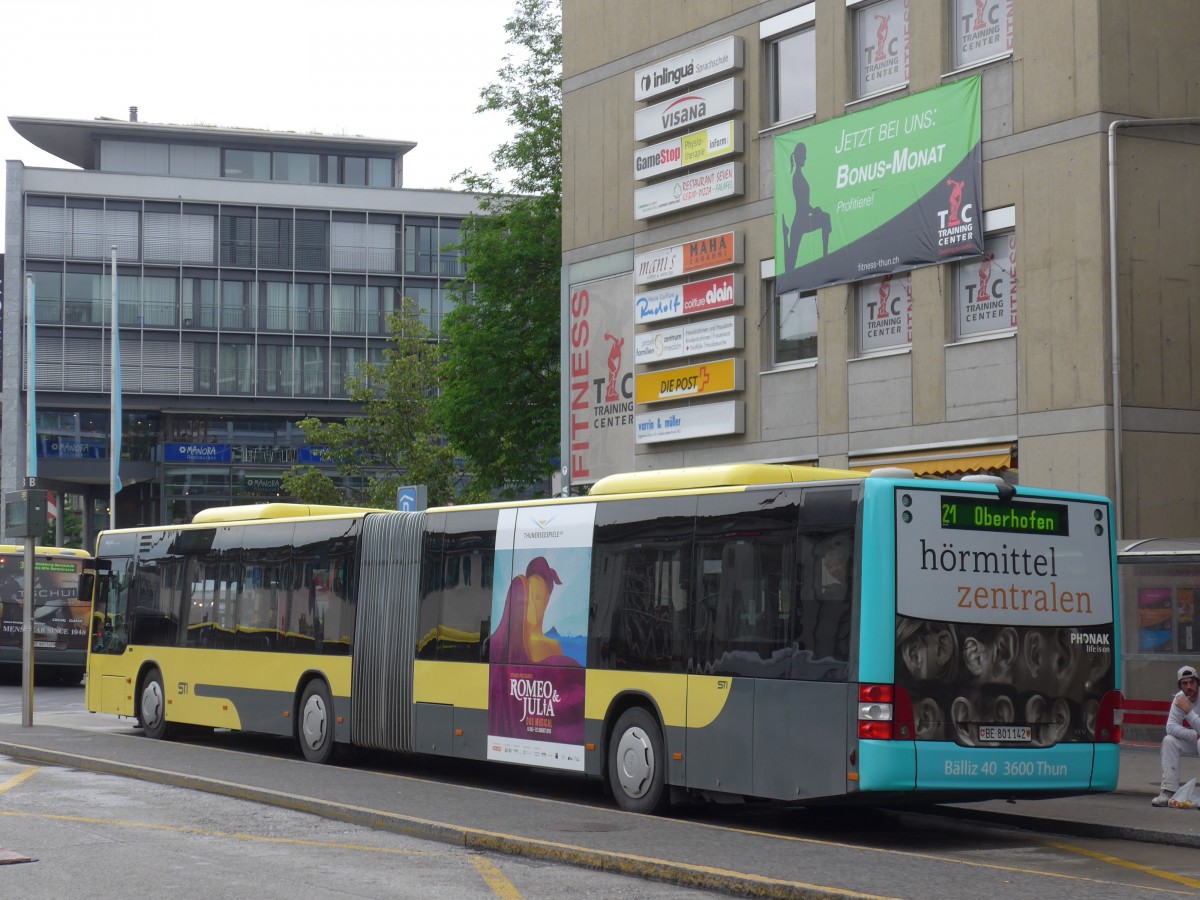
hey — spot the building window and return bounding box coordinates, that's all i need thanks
[950,0,1013,70]
[220,279,255,331]
[142,276,179,327]
[853,0,909,98]
[295,216,330,270]
[219,213,256,267]
[368,158,393,187]
[858,271,911,353]
[763,5,816,126]
[291,282,328,333]
[273,152,320,184]
[331,346,366,397]
[297,345,328,396]
[219,342,255,394]
[30,270,63,323]
[259,345,294,396]
[404,224,439,275]
[774,289,818,364]
[223,149,270,180]
[954,230,1016,339]
[258,215,293,269]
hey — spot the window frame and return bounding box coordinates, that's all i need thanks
[857,270,912,355]
[948,0,1014,73]
[850,0,910,101]
[762,4,817,128]
[952,208,1017,342]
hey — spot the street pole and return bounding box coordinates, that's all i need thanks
[22,274,37,727]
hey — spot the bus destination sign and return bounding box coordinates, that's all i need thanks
[940,497,1069,537]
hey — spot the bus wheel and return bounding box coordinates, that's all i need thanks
[298,680,335,764]
[139,668,169,740]
[608,707,668,814]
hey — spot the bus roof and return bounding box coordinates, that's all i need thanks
[588,463,864,496]
[190,503,386,524]
[0,545,89,558]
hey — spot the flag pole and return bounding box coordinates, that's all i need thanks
[110,247,121,530]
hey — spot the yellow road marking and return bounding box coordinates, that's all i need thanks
[0,767,39,794]
[469,854,523,899]
[1046,839,1200,891]
[0,810,435,856]
[679,819,1198,895]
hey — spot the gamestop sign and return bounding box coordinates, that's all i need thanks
[634,121,742,182]
[634,273,742,325]
[634,78,743,142]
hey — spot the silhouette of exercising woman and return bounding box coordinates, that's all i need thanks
[782,143,831,270]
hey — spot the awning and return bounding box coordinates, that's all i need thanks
[849,443,1015,476]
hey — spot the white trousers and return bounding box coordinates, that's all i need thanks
[1161,733,1200,792]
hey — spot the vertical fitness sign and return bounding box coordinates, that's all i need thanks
[775,76,983,293]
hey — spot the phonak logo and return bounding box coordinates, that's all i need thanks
[640,61,694,95]
[936,178,974,248]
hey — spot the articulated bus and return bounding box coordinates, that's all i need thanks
[86,465,1120,810]
[0,545,93,685]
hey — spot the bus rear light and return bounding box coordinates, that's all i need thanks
[858,684,916,741]
[858,684,893,740]
[859,720,893,740]
[1096,690,1124,744]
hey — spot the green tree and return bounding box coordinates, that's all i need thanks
[285,300,458,509]
[439,0,562,500]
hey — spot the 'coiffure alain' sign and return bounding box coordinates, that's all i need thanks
[634,36,743,102]
[634,78,743,143]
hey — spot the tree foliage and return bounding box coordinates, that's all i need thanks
[439,0,562,500]
[285,300,458,509]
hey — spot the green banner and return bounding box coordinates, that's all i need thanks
[775,76,983,293]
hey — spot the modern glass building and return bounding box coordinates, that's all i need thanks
[3,113,479,538]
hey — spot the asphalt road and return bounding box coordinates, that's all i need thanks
[4,682,1200,899]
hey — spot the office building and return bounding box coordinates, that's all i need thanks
[4,111,478,536]
[560,0,1200,705]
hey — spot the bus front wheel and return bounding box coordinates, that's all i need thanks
[298,680,335,764]
[608,707,668,814]
[139,668,169,740]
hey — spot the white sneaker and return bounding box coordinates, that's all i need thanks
[1151,791,1172,807]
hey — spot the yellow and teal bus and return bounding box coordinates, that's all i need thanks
[86,465,1121,811]
[0,545,93,685]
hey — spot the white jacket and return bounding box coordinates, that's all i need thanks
[1166,690,1200,742]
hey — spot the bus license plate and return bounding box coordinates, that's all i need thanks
[979,725,1031,742]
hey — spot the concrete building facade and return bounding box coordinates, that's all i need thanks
[560,0,1200,545]
[4,113,478,538]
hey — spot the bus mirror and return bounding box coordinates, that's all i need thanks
[79,572,96,606]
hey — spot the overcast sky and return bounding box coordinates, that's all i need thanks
[1,0,522,243]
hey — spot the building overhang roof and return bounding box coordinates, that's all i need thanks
[8,116,417,169]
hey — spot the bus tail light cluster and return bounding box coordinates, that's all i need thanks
[1095,690,1124,744]
[858,684,915,740]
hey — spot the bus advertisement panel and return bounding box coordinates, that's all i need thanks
[892,486,1116,791]
[487,505,595,771]
[0,547,90,682]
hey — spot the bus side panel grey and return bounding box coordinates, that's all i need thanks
[753,680,849,801]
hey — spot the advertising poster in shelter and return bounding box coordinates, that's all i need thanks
[774,76,983,293]
[487,504,596,771]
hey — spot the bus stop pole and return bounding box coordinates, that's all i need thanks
[21,537,34,727]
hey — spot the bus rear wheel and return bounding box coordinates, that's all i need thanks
[139,668,169,740]
[298,680,335,764]
[608,707,669,814]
